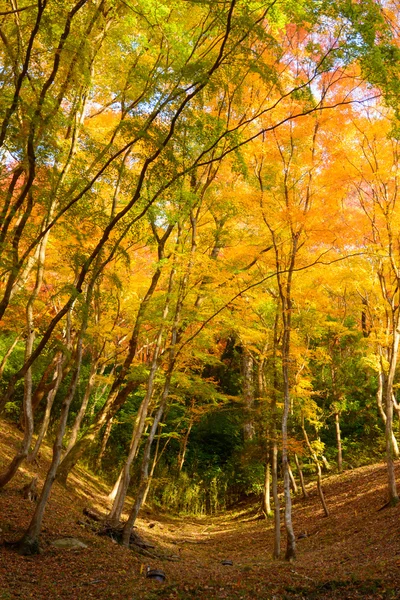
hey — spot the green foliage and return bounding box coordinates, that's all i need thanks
[3,402,20,420]
[150,471,225,515]
[0,335,24,375]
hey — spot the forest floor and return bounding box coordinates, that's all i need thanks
[1,420,400,600]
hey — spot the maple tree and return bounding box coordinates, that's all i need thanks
[0,0,400,564]
[345,109,400,505]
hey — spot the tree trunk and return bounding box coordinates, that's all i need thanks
[30,353,61,417]
[28,352,65,463]
[28,303,76,462]
[262,459,272,516]
[377,364,386,422]
[302,419,329,517]
[282,451,296,560]
[288,459,298,494]
[377,358,399,458]
[56,231,173,484]
[108,262,177,524]
[385,328,399,505]
[177,419,193,473]
[242,347,255,441]
[334,412,343,472]
[96,416,114,469]
[106,360,165,523]
[108,465,123,502]
[121,378,171,546]
[271,310,280,559]
[109,214,195,526]
[0,274,38,486]
[57,381,135,483]
[294,453,308,499]
[63,357,99,457]
[142,434,170,506]
[282,323,296,561]
[272,436,280,559]
[321,452,331,472]
[107,396,152,524]
[316,466,329,517]
[0,345,34,486]
[17,328,85,554]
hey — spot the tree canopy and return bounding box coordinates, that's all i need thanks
[1,0,400,560]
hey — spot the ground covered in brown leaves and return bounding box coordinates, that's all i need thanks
[1,420,400,599]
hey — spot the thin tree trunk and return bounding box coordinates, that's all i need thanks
[108,262,177,524]
[281,316,296,561]
[273,223,298,561]
[262,459,272,516]
[56,228,173,484]
[107,397,149,523]
[177,419,193,473]
[288,459,298,494]
[302,418,329,517]
[28,304,76,462]
[18,325,86,554]
[294,453,308,499]
[317,467,329,516]
[272,436,280,559]
[142,435,170,506]
[57,380,135,484]
[321,452,331,472]
[28,353,63,419]
[106,359,162,523]
[377,357,399,457]
[377,364,386,422]
[120,211,200,528]
[108,465,123,502]
[242,347,255,441]
[63,357,99,456]
[96,417,114,469]
[28,352,65,463]
[89,363,108,416]
[261,372,272,516]
[272,311,280,559]
[282,405,296,559]
[110,211,197,525]
[334,412,343,472]
[0,235,47,486]
[385,328,399,505]
[122,376,172,546]
[0,362,34,486]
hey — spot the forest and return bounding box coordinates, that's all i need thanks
[1,0,400,597]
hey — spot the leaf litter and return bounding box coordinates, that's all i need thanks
[1,420,400,599]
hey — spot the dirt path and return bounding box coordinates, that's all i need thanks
[135,467,400,599]
[1,420,400,599]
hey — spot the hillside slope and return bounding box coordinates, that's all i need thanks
[0,419,400,600]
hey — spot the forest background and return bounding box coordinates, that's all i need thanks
[1,0,400,561]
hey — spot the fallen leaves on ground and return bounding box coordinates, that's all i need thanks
[1,420,400,599]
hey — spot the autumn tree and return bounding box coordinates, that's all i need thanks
[347,110,400,505]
